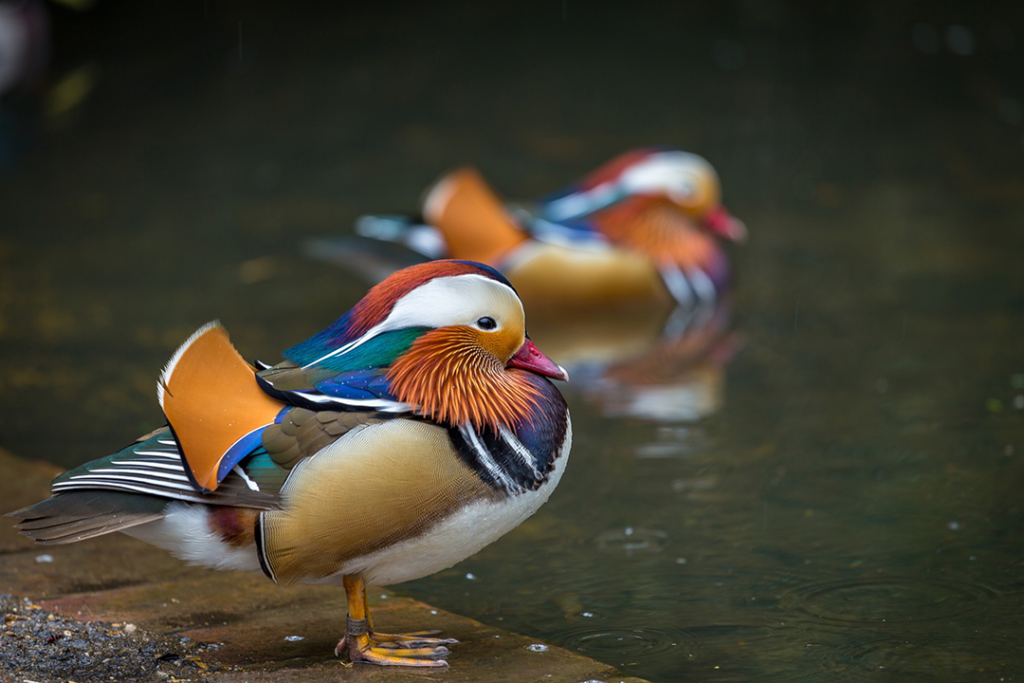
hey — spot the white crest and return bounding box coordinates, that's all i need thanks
[302,274,523,370]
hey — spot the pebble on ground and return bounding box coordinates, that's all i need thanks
[0,594,219,683]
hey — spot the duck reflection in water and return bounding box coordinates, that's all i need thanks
[310,148,745,423]
[537,301,740,425]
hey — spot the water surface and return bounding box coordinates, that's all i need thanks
[1,2,1022,681]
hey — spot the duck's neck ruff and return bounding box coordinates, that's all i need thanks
[595,197,717,267]
[387,327,542,434]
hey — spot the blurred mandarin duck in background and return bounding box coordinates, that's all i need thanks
[351,147,746,312]
[9,260,571,668]
[531,147,746,241]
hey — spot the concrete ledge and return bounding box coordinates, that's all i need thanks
[0,448,648,683]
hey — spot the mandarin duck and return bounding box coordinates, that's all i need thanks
[350,147,745,312]
[9,259,571,668]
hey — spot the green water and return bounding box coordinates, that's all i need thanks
[2,2,1023,681]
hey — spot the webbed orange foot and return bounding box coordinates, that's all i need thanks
[337,618,450,667]
[335,632,455,657]
[372,630,459,648]
[337,575,458,666]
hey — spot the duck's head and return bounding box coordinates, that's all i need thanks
[576,148,746,243]
[286,259,566,430]
[616,150,746,243]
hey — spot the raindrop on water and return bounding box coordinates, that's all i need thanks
[596,527,667,554]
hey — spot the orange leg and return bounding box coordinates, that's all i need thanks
[336,575,453,667]
[357,581,457,647]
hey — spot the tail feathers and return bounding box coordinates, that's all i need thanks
[7,491,167,545]
[157,322,286,493]
[422,168,527,265]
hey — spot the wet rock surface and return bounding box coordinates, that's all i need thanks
[0,449,647,682]
[0,594,217,683]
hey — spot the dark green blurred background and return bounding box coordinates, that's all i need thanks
[1,2,1023,681]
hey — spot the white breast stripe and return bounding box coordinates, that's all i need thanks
[499,427,541,479]
[460,424,518,494]
[688,268,717,306]
[660,263,694,307]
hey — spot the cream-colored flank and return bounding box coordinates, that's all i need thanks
[125,417,572,588]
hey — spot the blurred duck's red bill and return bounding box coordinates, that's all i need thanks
[705,205,747,243]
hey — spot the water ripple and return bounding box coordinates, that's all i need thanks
[562,625,682,660]
[780,575,999,627]
[595,526,668,554]
[811,632,1018,681]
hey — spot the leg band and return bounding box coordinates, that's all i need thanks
[346,615,370,637]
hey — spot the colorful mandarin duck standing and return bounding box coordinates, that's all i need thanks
[9,260,571,668]
[355,148,745,311]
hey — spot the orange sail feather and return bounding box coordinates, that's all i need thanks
[423,168,528,265]
[157,322,285,492]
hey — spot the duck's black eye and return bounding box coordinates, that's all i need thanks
[476,316,497,330]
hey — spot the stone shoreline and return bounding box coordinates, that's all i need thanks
[0,448,648,683]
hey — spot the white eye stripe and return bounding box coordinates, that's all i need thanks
[303,274,522,370]
[619,151,716,196]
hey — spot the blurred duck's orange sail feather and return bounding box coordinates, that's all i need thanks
[422,168,527,265]
[157,322,285,493]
